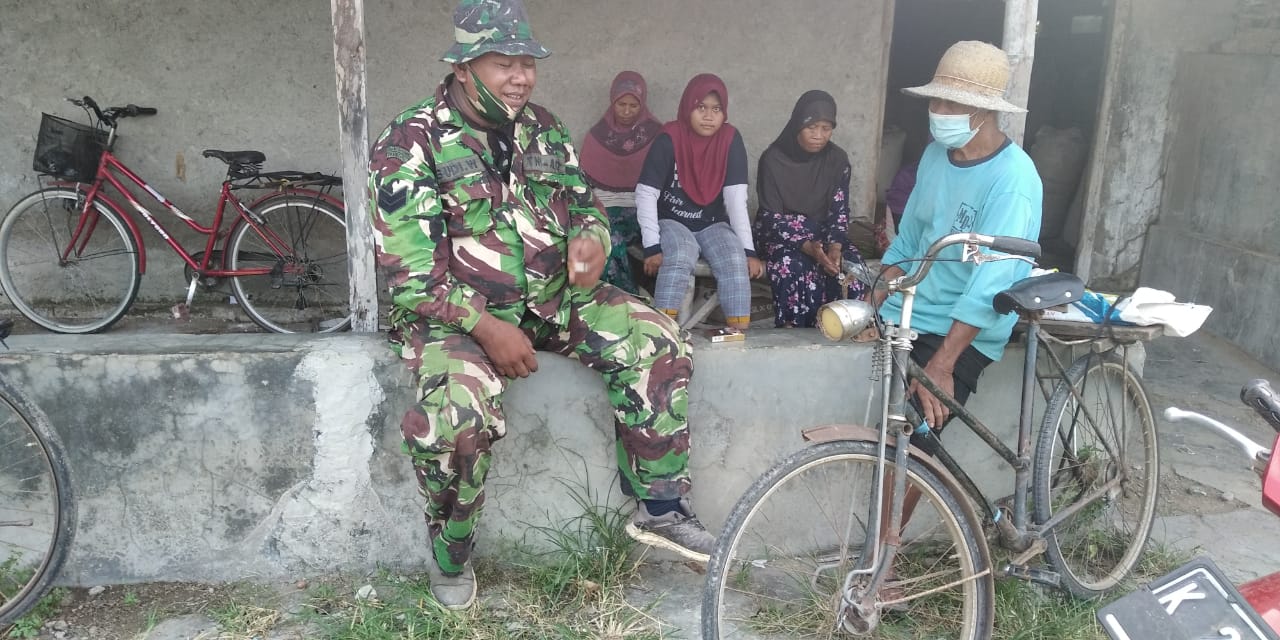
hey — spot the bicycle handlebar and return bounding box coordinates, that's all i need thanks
[67,96,158,126]
[990,236,1042,258]
[1242,379,1280,433]
[1164,407,1270,463]
[894,233,1041,290]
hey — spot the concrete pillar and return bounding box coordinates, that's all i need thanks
[331,0,380,332]
[1001,0,1039,145]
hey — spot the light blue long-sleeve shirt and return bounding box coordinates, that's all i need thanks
[880,139,1043,361]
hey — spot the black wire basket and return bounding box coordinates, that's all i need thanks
[32,113,108,182]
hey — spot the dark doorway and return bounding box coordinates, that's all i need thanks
[873,0,1004,258]
[1024,0,1112,270]
[877,0,1113,272]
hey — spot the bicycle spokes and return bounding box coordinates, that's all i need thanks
[227,196,349,333]
[1036,356,1159,598]
[709,442,991,638]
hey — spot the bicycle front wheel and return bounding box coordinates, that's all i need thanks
[0,374,75,626]
[1034,352,1159,599]
[228,195,350,333]
[0,188,140,333]
[703,439,994,639]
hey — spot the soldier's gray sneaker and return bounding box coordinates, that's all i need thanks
[425,556,477,610]
[625,498,716,563]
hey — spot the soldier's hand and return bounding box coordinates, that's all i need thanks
[472,314,538,378]
[567,237,606,288]
[643,254,663,277]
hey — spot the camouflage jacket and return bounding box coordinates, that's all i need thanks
[368,77,610,332]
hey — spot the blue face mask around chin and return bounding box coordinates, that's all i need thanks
[929,111,981,150]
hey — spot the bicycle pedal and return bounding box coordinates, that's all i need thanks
[1011,536,1048,564]
[170,303,191,322]
[1001,564,1061,589]
[270,262,284,289]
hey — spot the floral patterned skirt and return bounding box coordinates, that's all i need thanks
[753,211,866,328]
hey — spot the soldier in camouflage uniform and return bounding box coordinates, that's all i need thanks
[368,0,716,610]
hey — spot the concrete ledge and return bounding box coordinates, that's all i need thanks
[2,329,1134,584]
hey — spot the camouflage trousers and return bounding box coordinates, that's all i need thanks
[390,284,695,574]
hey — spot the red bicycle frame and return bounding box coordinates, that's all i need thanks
[56,148,342,277]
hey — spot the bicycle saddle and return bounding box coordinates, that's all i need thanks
[202,149,266,166]
[993,272,1085,314]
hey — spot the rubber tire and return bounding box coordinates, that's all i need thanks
[227,195,350,333]
[0,374,76,626]
[1033,353,1159,599]
[702,439,994,639]
[0,189,140,334]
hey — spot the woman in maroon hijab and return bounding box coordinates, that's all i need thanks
[635,73,762,331]
[580,71,663,294]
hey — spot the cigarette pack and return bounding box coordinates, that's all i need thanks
[705,327,745,343]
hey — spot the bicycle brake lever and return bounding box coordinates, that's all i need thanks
[963,243,1035,267]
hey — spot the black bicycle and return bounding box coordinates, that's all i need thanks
[0,319,76,627]
[703,234,1161,639]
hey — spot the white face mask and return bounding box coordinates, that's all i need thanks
[929,111,982,149]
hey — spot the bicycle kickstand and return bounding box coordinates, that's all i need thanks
[171,274,200,322]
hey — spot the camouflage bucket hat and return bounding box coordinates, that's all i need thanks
[441,0,551,64]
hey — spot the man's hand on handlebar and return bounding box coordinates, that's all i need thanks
[866,264,906,308]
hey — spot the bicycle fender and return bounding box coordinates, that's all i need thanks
[48,183,148,273]
[802,424,967,491]
[245,188,344,213]
[227,188,348,252]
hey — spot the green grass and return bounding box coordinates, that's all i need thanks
[298,481,671,639]
[0,553,68,639]
[206,583,284,638]
[990,540,1193,640]
[1,587,67,639]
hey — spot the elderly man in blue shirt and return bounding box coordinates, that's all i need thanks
[873,40,1043,442]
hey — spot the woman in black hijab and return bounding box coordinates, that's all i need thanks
[753,90,866,327]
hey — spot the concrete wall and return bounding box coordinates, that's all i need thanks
[0,0,890,307]
[0,330,1102,585]
[1140,50,1280,370]
[1086,0,1277,288]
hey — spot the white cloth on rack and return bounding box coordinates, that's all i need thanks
[1113,287,1212,337]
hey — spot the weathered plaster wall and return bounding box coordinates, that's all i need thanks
[1141,50,1280,370]
[0,0,890,309]
[2,330,1097,585]
[1089,0,1277,288]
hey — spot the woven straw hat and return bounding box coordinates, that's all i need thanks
[902,41,1027,113]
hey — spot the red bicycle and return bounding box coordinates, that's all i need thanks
[0,96,351,334]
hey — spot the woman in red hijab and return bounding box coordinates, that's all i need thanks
[580,71,663,294]
[635,73,763,331]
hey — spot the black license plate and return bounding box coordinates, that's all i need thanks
[1098,556,1278,640]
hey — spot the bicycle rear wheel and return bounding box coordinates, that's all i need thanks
[228,194,350,333]
[703,439,994,639]
[0,374,75,626]
[1033,352,1159,599]
[0,188,140,333]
